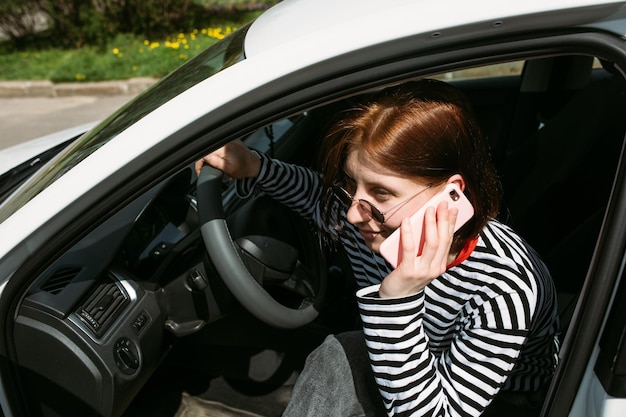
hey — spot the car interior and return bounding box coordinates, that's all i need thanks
[4,51,626,417]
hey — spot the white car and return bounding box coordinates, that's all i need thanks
[1,0,626,416]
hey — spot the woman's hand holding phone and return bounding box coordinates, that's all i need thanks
[378,184,474,298]
[379,201,458,298]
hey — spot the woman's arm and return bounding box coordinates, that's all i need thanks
[197,142,323,222]
[237,151,322,221]
[357,285,531,417]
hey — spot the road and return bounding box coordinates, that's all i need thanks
[0,94,137,150]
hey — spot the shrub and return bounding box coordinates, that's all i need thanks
[0,0,279,49]
[43,0,205,48]
[0,0,48,43]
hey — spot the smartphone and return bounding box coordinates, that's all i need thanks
[379,183,474,268]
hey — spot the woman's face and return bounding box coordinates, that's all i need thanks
[343,149,440,253]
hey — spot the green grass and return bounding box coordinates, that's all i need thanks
[0,22,251,82]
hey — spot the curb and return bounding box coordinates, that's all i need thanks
[0,77,158,98]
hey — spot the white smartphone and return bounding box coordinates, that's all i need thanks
[379,183,474,268]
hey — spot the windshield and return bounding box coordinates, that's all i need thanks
[0,24,249,222]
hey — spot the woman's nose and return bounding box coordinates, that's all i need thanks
[345,200,369,224]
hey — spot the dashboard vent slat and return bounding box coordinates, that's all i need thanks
[40,266,82,294]
[77,276,130,338]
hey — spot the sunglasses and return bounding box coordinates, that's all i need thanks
[333,183,432,224]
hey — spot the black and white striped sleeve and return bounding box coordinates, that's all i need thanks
[356,283,534,417]
[236,151,322,221]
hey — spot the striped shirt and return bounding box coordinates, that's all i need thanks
[239,153,560,417]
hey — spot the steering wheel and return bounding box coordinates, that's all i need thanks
[197,165,324,329]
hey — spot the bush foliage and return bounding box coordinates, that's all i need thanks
[0,0,278,48]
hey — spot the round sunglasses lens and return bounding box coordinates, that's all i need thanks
[334,187,352,206]
[359,201,384,223]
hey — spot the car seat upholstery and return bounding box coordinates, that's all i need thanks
[501,74,626,337]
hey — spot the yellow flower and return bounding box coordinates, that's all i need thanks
[207,28,224,39]
[112,48,120,55]
[75,74,86,81]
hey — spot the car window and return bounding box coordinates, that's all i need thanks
[243,117,298,153]
[434,60,525,81]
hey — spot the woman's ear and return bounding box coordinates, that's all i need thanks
[446,174,466,191]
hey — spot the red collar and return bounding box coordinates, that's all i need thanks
[446,236,478,269]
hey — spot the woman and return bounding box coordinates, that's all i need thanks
[196,79,559,417]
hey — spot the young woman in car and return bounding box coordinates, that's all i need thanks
[196,79,559,417]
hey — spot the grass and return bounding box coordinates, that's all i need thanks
[0,4,268,83]
[0,26,241,82]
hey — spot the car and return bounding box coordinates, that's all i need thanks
[1,0,626,416]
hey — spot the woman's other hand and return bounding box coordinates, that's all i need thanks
[195,139,261,179]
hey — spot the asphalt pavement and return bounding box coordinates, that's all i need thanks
[0,78,155,150]
[0,95,138,149]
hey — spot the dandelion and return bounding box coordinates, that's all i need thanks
[75,74,86,81]
[143,40,150,46]
[207,28,225,40]
[112,47,120,55]
[149,42,160,50]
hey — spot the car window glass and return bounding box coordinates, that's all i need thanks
[243,118,297,153]
[434,61,524,81]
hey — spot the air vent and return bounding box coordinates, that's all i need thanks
[40,266,82,294]
[76,276,130,338]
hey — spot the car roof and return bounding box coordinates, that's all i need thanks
[245,0,626,60]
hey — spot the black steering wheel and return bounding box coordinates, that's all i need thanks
[197,165,324,329]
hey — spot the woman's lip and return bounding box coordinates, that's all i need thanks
[358,229,380,240]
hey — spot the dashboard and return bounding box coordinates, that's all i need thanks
[12,167,216,417]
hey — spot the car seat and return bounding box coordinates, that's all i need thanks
[501,73,626,338]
